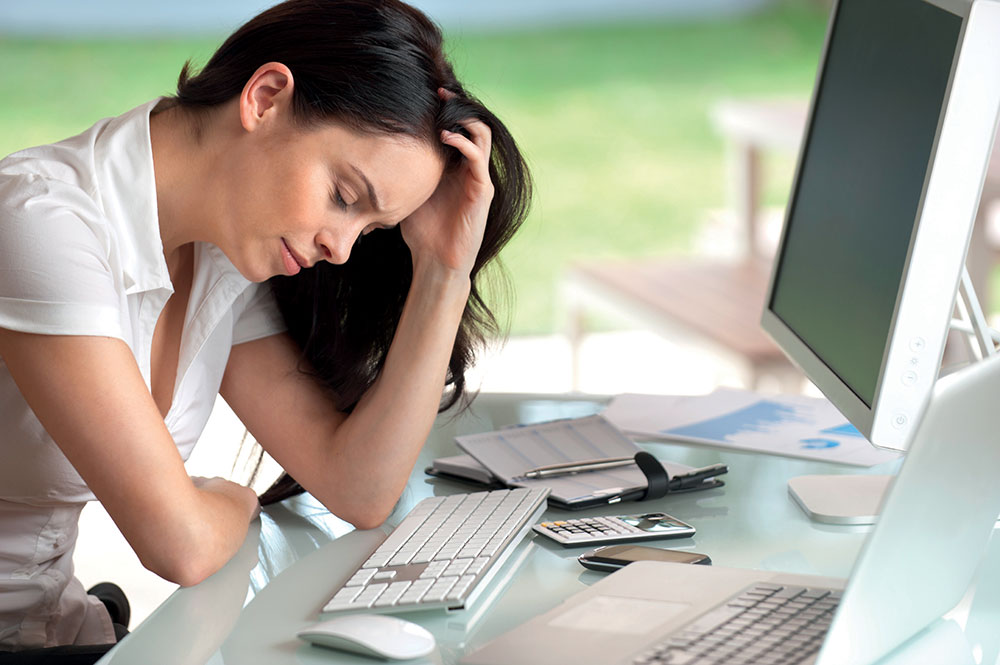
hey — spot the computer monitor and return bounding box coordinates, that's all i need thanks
[761,0,1000,454]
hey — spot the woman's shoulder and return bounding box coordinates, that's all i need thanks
[0,130,107,229]
[0,169,99,210]
[1,116,105,176]
[0,170,109,254]
[0,172,116,284]
[0,99,159,219]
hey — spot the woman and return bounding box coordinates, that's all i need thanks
[0,0,530,655]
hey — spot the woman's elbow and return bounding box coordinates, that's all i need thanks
[141,550,217,587]
[167,559,219,588]
[348,513,388,531]
[338,498,395,531]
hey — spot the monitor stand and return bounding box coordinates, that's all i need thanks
[787,475,892,525]
[788,269,998,526]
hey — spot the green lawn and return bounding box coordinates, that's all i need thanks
[0,4,829,334]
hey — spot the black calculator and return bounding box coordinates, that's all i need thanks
[532,512,696,547]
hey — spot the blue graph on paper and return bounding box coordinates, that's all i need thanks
[662,399,861,450]
[820,422,864,438]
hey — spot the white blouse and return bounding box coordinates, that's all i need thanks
[0,99,286,649]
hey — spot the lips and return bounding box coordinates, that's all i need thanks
[281,239,304,276]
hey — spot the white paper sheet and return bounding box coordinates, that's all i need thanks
[603,388,901,467]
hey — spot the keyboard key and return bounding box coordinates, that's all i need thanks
[389,552,415,566]
[345,568,378,587]
[373,581,412,608]
[467,556,490,575]
[800,589,830,600]
[363,552,393,568]
[322,598,362,613]
[374,522,424,555]
[772,587,805,601]
[330,586,362,601]
[422,576,459,603]
[419,561,449,579]
[445,574,478,602]
[412,550,438,564]
[398,579,434,605]
[352,583,389,608]
[443,559,472,577]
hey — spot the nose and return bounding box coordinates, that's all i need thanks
[316,229,354,265]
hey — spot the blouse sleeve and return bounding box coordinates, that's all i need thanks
[0,175,125,339]
[231,282,288,345]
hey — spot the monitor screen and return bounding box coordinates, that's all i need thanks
[768,0,962,407]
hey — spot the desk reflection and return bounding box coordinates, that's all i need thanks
[99,520,261,665]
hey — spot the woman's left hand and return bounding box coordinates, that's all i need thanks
[400,111,494,278]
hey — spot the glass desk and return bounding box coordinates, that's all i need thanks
[96,393,1000,665]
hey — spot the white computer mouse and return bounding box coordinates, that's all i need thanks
[297,613,436,660]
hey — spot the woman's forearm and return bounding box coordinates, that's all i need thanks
[0,330,259,586]
[316,263,472,526]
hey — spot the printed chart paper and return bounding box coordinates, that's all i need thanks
[603,389,901,467]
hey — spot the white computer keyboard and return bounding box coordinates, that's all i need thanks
[322,487,550,614]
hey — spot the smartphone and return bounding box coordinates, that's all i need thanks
[578,544,711,572]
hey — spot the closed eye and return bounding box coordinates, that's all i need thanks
[332,187,349,211]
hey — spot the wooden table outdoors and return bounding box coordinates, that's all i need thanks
[562,98,1000,391]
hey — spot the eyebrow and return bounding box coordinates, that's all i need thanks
[350,164,381,212]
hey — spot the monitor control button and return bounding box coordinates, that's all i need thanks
[901,370,918,386]
[910,337,926,352]
[892,414,908,429]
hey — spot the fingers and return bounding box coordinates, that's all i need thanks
[441,120,493,188]
[463,118,492,165]
[436,86,492,164]
[441,124,490,163]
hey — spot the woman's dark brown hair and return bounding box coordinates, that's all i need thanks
[171,0,531,504]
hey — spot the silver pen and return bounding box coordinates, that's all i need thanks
[519,456,636,479]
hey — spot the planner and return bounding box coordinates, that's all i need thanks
[445,415,722,509]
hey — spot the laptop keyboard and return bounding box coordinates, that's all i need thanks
[322,488,549,614]
[632,583,841,665]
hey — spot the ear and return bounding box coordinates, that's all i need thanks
[239,62,295,133]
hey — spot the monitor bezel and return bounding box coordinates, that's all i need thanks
[761,0,1000,451]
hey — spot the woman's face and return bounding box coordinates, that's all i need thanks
[223,117,444,282]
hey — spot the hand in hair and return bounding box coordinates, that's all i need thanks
[400,108,494,277]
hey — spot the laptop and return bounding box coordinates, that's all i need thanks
[462,354,1000,665]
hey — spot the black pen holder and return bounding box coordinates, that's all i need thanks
[635,451,671,501]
